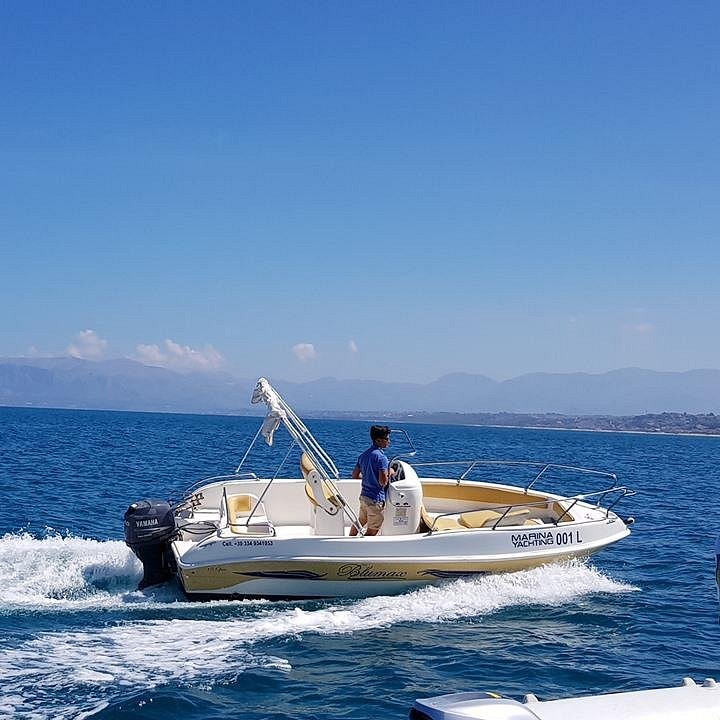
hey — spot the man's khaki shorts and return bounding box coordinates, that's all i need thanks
[359,496,385,532]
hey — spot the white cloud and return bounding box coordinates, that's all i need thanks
[630,322,654,334]
[134,339,224,372]
[67,330,108,360]
[134,343,166,365]
[292,343,317,362]
[348,339,358,353]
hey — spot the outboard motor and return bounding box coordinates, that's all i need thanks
[124,499,177,589]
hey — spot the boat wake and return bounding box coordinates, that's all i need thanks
[0,532,150,611]
[0,533,638,720]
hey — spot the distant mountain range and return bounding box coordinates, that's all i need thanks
[1,356,719,416]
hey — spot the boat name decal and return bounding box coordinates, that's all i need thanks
[337,563,408,580]
[511,530,582,548]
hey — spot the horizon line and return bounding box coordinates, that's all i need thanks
[2,354,719,385]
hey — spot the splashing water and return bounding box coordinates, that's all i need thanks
[0,532,144,610]
[0,533,637,720]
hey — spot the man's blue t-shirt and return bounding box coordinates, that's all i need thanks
[356,444,389,502]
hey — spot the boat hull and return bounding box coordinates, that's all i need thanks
[176,555,580,600]
[172,520,628,599]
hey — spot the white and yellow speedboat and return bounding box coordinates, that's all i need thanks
[124,378,634,600]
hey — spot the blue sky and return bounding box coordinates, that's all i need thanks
[2,1,718,382]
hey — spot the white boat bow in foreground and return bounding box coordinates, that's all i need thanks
[124,378,635,600]
[410,678,720,720]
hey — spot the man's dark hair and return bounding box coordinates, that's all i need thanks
[370,425,391,441]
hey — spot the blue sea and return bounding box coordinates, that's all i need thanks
[1,407,719,720]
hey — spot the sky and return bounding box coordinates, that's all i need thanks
[1,1,719,383]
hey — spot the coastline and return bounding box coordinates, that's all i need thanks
[2,403,719,438]
[381,410,720,438]
[469,423,720,438]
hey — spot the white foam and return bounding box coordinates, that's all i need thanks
[0,533,269,612]
[1,551,636,719]
[0,532,144,611]
[255,560,635,634]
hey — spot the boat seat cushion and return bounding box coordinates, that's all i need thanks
[228,493,255,515]
[304,474,344,510]
[459,507,531,528]
[300,452,316,479]
[226,493,270,534]
[419,505,463,532]
[458,509,501,528]
[431,515,464,531]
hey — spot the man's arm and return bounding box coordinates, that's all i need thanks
[352,465,361,479]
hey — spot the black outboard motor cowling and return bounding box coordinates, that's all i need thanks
[124,499,177,589]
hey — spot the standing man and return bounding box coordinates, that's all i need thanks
[350,425,394,536]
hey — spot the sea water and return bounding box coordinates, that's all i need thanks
[1,407,718,719]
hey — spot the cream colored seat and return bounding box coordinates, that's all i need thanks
[226,493,272,535]
[301,452,344,511]
[300,452,316,479]
[459,507,531,529]
[432,516,464,531]
[420,506,464,532]
[304,482,344,510]
[457,509,501,528]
